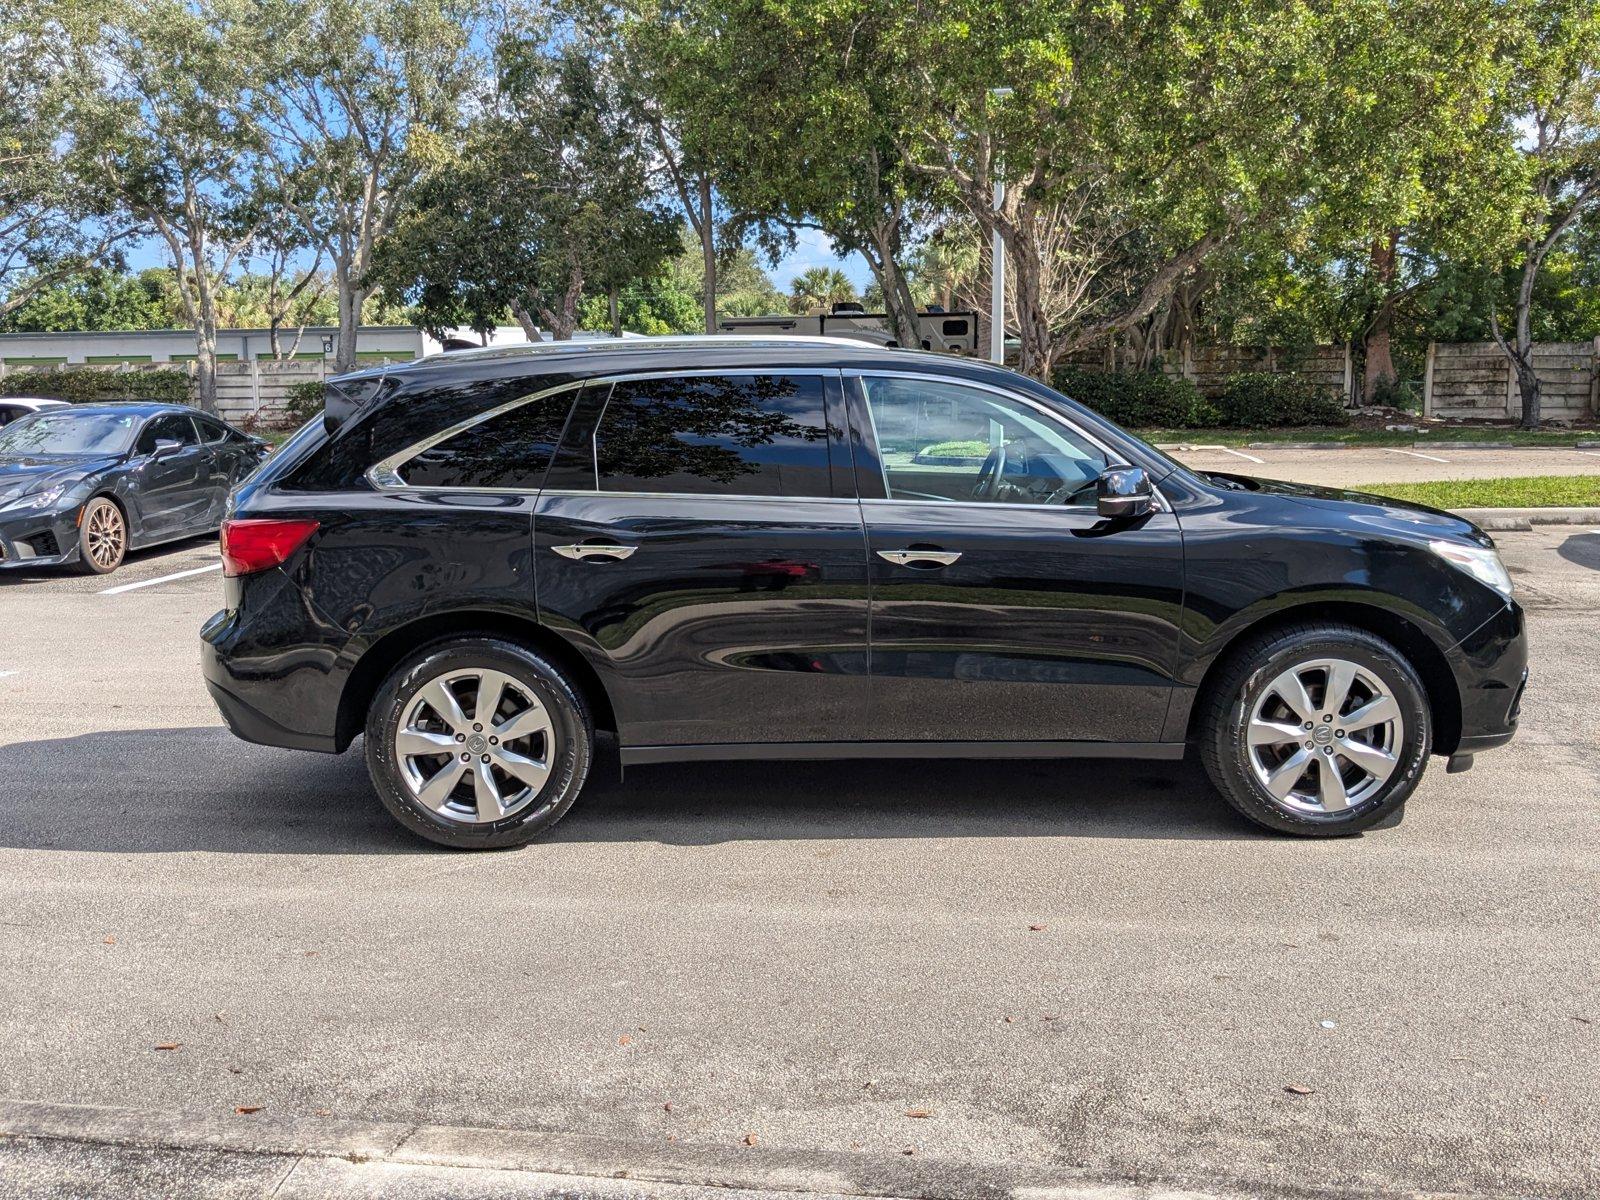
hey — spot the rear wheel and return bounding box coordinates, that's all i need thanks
[77,497,126,574]
[365,639,592,849]
[1199,624,1431,836]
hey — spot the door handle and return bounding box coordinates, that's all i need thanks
[877,548,961,567]
[552,542,638,561]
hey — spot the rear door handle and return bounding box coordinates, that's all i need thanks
[552,542,638,561]
[877,548,961,567]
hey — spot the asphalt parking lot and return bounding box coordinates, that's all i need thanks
[0,518,1596,1198]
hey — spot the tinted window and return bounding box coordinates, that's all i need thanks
[861,377,1107,505]
[589,374,831,498]
[941,319,968,337]
[136,414,199,454]
[398,393,574,489]
[0,404,20,426]
[195,416,229,444]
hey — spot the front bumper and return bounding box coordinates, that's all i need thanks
[0,505,82,569]
[1443,599,1527,756]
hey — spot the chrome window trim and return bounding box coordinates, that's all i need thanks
[845,369,1169,515]
[367,368,839,495]
[537,488,862,507]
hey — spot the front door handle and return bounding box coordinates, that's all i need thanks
[552,542,638,561]
[877,548,961,568]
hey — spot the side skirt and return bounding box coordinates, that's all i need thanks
[620,741,1187,766]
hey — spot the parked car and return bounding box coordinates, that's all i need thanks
[0,397,69,427]
[201,336,1526,847]
[0,402,272,574]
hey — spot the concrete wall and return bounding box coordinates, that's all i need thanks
[1424,338,1599,421]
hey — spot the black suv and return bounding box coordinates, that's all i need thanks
[201,338,1526,847]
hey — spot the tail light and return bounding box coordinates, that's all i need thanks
[220,518,320,577]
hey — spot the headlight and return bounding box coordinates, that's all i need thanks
[2,482,70,511]
[1429,539,1513,597]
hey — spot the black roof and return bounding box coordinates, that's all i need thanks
[29,402,199,419]
[332,334,1017,391]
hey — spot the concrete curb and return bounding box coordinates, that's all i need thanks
[1451,507,1600,532]
[0,1099,1182,1200]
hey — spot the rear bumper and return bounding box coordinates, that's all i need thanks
[199,573,349,754]
[1443,600,1527,756]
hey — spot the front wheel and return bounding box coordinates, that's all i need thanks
[77,497,127,574]
[1199,624,1431,836]
[365,638,593,849]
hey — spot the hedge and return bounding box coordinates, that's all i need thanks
[1213,372,1348,427]
[282,380,326,427]
[1054,366,1349,429]
[0,367,193,405]
[1053,367,1220,428]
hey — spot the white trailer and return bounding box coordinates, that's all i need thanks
[717,304,979,354]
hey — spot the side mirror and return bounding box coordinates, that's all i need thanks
[150,438,184,459]
[1096,466,1154,520]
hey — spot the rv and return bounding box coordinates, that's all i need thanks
[717,303,979,354]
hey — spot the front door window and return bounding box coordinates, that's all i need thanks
[860,376,1108,506]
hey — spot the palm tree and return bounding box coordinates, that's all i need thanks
[788,267,857,315]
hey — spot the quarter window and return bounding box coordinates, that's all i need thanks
[861,377,1108,505]
[398,395,573,490]
[589,374,832,498]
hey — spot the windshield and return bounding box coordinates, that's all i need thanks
[0,410,139,456]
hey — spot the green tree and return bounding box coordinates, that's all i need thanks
[1489,0,1600,426]
[787,267,857,315]
[0,0,129,321]
[64,0,271,412]
[0,267,182,332]
[254,0,487,370]
[375,38,677,340]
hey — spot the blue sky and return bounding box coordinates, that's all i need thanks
[768,228,873,294]
[127,224,875,305]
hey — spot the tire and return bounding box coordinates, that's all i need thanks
[364,638,593,849]
[76,496,127,574]
[1199,623,1431,837]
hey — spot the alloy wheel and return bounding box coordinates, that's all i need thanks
[84,501,125,571]
[394,668,556,824]
[1245,657,1404,816]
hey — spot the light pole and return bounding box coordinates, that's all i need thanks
[987,87,1012,365]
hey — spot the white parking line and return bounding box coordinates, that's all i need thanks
[99,562,222,595]
[1384,448,1451,463]
[0,670,18,680]
[1212,446,1266,464]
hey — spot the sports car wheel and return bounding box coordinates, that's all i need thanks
[77,497,127,574]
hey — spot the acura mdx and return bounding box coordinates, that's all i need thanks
[201,337,1527,847]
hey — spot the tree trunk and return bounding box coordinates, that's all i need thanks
[609,284,621,338]
[193,318,219,415]
[509,299,542,342]
[865,221,921,349]
[332,263,361,373]
[698,175,717,334]
[1362,232,1400,403]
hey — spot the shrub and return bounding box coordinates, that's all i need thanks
[1213,372,1348,427]
[1053,367,1220,429]
[281,380,326,427]
[0,367,192,405]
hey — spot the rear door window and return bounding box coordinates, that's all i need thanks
[397,393,576,490]
[586,374,833,498]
